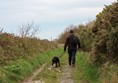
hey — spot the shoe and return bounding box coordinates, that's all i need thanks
[72,64,75,67]
[69,63,71,66]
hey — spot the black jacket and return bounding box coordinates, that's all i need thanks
[64,33,81,52]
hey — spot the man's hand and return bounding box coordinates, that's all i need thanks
[64,49,66,52]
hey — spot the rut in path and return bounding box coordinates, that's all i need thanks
[58,61,74,83]
[23,56,74,83]
[23,63,47,83]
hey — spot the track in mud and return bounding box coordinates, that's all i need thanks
[58,64,74,83]
[23,55,74,83]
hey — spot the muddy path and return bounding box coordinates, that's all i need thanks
[22,54,75,83]
[58,59,74,83]
[23,63,47,83]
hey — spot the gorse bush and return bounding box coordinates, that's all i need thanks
[58,1,118,82]
[57,21,95,51]
[0,48,62,83]
[58,1,118,65]
[0,23,57,83]
[77,22,95,51]
[98,62,118,83]
[0,32,57,65]
[91,1,118,64]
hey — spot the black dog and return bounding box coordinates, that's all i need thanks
[52,56,60,67]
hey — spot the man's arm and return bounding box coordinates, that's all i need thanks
[77,37,81,49]
[64,37,68,52]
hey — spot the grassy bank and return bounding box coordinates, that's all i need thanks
[33,51,67,83]
[73,51,99,83]
[72,51,118,83]
[98,63,118,83]
[0,48,63,83]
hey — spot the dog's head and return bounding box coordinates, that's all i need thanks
[52,56,58,62]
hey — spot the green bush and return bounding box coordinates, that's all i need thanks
[57,22,95,51]
[91,1,118,64]
[0,48,62,83]
[0,32,57,65]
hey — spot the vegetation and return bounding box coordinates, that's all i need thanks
[57,22,95,51]
[33,49,67,83]
[57,1,118,64]
[0,48,62,83]
[0,24,58,83]
[73,52,99,83]
[0,27,57,65]
[18,22,40,38]
[0,1,118,83]
[57,1,118,83]
[91,1,118,64]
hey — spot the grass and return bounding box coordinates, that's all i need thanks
[33,51,67,83]
[33,64,60,83]
[33,51,68,83]
[2,48,117,83]
[72,51,118,83]
[98,63,118,83]
[0,48,63,83]
[72,51,99,83]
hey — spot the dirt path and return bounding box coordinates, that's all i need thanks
[23,63,47,83]
[58,61,74,83]
[23,55,74,83]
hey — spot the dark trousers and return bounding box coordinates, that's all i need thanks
[68,49,76,65]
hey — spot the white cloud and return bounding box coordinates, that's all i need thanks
[0,0,117,39]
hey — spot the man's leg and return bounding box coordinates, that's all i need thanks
[68,51,72,66]
[72,51,76,66]
[69,55,72,66]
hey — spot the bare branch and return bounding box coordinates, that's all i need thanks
[0,27,3,34]
[19,22,40,38]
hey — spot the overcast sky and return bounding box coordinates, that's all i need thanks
[0,0,116,40]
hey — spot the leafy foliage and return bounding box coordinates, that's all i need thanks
[91,1,118,64]
[58,1,118,64]
[0,48,62,83]
[57,21,95,51]
[0,32,57,65]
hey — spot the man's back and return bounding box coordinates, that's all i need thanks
[64,33,80,51]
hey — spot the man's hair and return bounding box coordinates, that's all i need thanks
[70,30,74,33]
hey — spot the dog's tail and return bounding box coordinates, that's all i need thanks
[59,52,65,58]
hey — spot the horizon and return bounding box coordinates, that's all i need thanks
[0,0,116,40]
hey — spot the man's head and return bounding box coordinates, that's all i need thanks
[70,30,74,33]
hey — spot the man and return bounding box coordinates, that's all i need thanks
[64,30,81,67]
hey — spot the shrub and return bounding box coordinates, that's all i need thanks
[91,1,118,64]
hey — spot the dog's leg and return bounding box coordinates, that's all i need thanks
[52,62,54,66]
[58,61,60,67]
[56,62,58,67]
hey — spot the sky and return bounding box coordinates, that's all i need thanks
[0,0,117,40]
